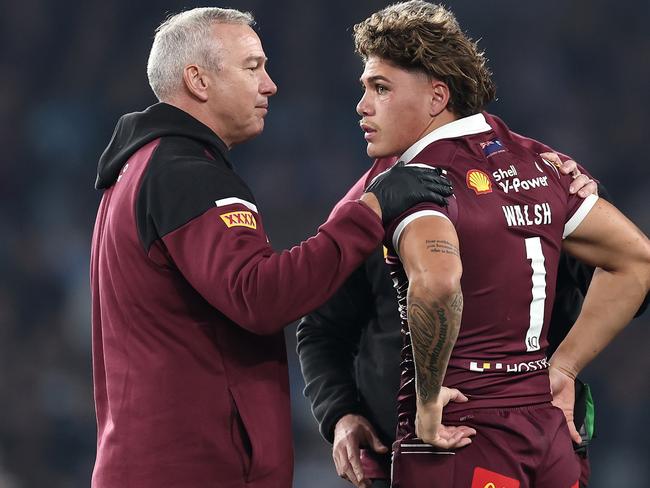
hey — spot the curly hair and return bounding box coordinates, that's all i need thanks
[353,1,496,117]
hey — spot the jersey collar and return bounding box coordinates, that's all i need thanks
[399,112,492,163]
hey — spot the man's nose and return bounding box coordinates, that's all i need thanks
[261,71,277,96]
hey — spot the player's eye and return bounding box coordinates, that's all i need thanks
[376,85,388,94]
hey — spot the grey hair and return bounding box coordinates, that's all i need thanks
[147,7,255,101]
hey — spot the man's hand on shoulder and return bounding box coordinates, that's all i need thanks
[332,414,388,488]
[540,152,598,198]
[361,161,453,224]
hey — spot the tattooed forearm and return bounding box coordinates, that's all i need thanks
[425,240,460,257]
[450,292,463,315]
[408,290,463,404]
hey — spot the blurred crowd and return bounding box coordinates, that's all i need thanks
[0,0,648,486]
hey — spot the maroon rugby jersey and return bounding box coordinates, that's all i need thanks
[381,113,598,441]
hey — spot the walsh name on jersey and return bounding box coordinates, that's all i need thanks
[502,203,552,227]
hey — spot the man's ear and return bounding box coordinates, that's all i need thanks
[182,64,210,102]
[430,80,450,117]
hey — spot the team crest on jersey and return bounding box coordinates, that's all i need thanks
[220,211,257,229]
[479,138,506,158]
[466,169,492,194]
[471,467,520,488]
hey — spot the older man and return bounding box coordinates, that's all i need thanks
[90,7,450,488]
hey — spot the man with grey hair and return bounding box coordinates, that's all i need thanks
[90,7,452,488]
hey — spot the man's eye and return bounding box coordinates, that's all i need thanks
[376,85,387,94]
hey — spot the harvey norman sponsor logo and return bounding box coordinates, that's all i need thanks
[220,211,257,229]
[492,164,549,193]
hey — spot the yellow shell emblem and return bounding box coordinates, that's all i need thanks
[466,169,492,195]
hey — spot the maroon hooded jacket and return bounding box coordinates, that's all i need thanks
[90,103,383,487]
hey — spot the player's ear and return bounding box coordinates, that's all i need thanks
[183,64,210,102]
[430,79,450,117]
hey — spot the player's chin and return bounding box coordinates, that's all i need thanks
[366,142,394,159]
[366,142,384,158]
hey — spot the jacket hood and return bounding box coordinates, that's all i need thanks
[95,102,230,189]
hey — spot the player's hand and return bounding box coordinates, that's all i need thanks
[540,152,598,198]
[415,387,476,449]
[332,414,388,488]
[549,365,582,444]
[362,161,453,224]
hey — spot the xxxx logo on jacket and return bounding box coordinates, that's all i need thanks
[220,211,257,229]
[471,467,520,488]
[466,169,492,195]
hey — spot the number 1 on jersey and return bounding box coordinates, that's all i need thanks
[524,237,546,351]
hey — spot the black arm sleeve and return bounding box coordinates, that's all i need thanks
[296,263,374,443]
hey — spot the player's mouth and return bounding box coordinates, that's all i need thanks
[360,122,378,142]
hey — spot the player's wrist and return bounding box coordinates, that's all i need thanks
[416,394,443,412]
[549,358,578,381]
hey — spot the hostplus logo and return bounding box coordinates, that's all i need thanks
[469,357,549,373]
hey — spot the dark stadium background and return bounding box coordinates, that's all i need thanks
[1,0,648,486]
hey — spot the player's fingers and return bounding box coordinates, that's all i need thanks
[442,428,473,448]
[433,433,472,450]
[568,422,582,445]
[434,425,475,447]
[453,436,473,448]
[445,387,469,403]
[569,174,594,195]
[557,157,579,176]
[578,180,598,198]
[455,425,477,437]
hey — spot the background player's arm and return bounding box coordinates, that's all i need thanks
[296,262,387,488]
[399,216,474,448]
[551,199,650,441]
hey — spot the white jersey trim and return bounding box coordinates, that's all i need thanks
[563,194,598,239]
[215,197,258,213]
[400,113,492,164]
[392,210,451,257]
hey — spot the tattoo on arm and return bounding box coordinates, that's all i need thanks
[425,240,460,257]
[408,291,463,403]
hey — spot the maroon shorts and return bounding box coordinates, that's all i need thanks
[392,403,580,488]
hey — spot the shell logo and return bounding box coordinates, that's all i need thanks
[466,169,492,195]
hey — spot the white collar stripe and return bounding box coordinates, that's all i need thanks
[400,113,492,163]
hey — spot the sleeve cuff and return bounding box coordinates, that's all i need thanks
[563,194,599,239]
[392,210,451,258]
